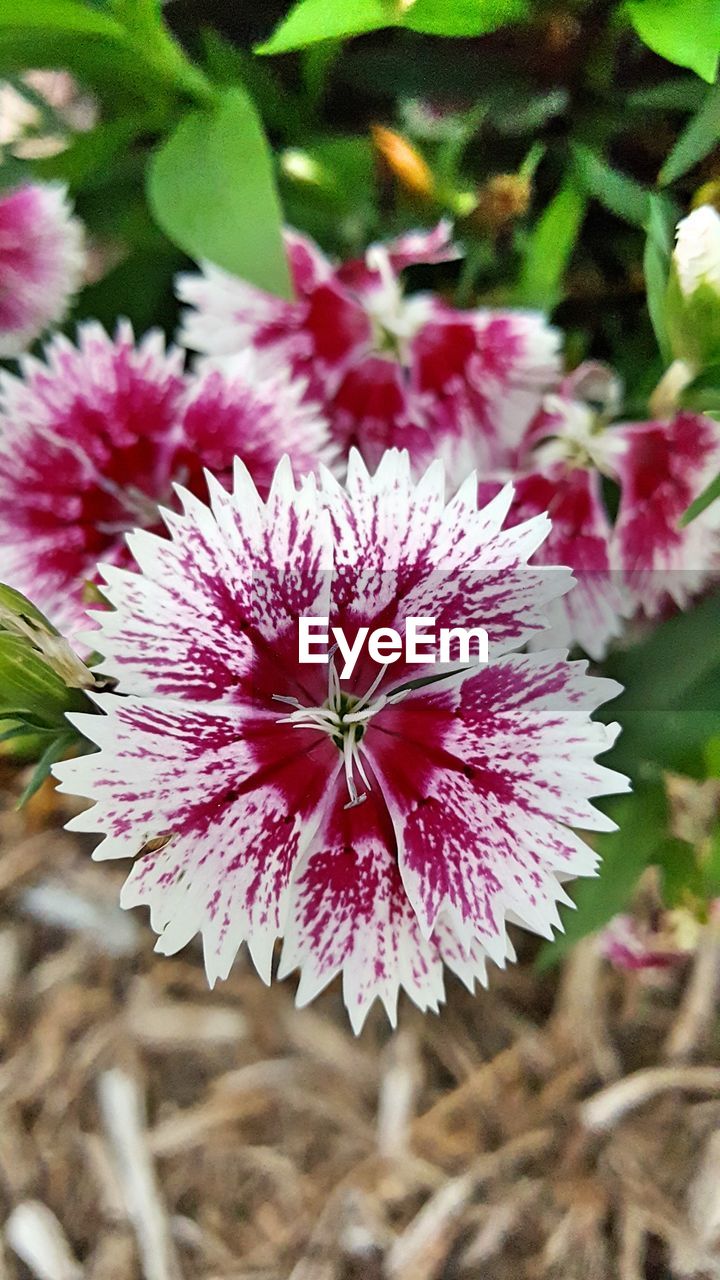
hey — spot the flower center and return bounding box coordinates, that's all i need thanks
[41,423,163,536]
[363,246,429,365]
[273,659,391,808]
[532,396,619,475]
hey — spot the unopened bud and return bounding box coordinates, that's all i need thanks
[0,584,93,689]
[674,205,720,299]
[663,205,720,371]
[371,125,435,200]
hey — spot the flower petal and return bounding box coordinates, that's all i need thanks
[54,693,336,984]
[279,779,487,1032]
[369,652,626,951]
[90,461,333,703]
[504,465,626,660]
[612,412,720,614]
[0,182,85,357]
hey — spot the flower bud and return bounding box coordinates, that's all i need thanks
[371,125,435,200]
[0,584,93,691]
[675,205,720,298]
[665,205,720,369]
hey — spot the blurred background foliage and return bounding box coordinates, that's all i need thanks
[1,0,720,956]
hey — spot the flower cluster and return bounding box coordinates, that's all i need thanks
[477,366,720,657]
[3,198,717,1027]
[180,224,720,659]
[178,222,562,475]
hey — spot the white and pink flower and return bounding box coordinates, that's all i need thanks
[0,323,328,637]
[476,366,720,657]
[53,451,627,1031]
[0,182,85,357]
[177,222,561,473]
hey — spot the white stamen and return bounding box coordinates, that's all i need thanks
[349,660,391,712]
[273,662,394,806]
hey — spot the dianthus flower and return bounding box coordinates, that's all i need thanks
[54,451,627,1030]
[477,365,720,657]
[0,324,328,637]
[0,182,85,356]
[177,222,560,470]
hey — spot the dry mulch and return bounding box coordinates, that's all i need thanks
[1,759,720,1280]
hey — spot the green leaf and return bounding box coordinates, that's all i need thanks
[29,119,153,190]
[644,191,679,365]
[538,787,668,967]
[705,737,720,777]
[0,1,210,106]
[600,592,720,778]
[659,81,720,186]
[626,0,720,83]
[16,732,75,808]
[400,0,528,36]
[514,176,586,310]
[571,142,650,227]
[681,469,720,525]
[667,278,720,368]
[108,0,213,104]
[607,711,719,779]
[700,824,720,896]
[201,28,303,136]
[0,31,149,102]
[0,0,126,36]
[610,592,720,710]
[626,77,708,112]
[258,0,395,51]
[257,0,528,54]
[147,85,291,298]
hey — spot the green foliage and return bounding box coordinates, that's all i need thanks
[0,586,98,801]
[256,0,528,55]
[680,469,720,526]
[539,787,680,966]
[602,592,720,780]
[0,1,125,38]
[679,364,720,415]
[644,192,678,365]
[147,86,292,297]
[666,275,720,369]
[0,584,61,638]
[514,178,586,310]
[626,0,720,83]
[0,634,79,729]
[659,81,720,186]
[571,143,651,228]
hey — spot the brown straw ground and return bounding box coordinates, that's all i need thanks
[1,759,720,1280]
